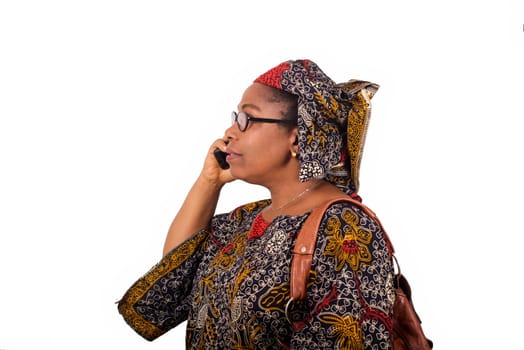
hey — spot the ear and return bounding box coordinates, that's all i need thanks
[288,128,299,153]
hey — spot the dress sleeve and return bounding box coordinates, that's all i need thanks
[290,202,396,350]
[117,227,209,341]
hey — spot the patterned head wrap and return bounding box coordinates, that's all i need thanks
[254,59,379,196]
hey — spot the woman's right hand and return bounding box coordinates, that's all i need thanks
[200,138,236,187]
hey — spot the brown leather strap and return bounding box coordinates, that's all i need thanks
[289,195,385,301]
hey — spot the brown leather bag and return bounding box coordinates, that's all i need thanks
[288,196,433,350]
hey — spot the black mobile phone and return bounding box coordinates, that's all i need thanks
[213,148,230,169]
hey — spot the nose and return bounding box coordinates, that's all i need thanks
[224,122,238,142]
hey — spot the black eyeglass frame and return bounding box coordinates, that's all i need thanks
[231,111,296,132]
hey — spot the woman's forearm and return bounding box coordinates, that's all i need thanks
[162,175,222,256]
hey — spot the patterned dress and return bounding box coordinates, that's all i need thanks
[118,199,396,349]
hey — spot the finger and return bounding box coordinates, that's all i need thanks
[209,138,227,153]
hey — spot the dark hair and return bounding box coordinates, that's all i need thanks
[267,88,298,124]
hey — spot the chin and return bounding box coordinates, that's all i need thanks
[230,167,263,186]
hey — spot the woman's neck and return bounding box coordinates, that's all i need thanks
[269,180,323,212]
[262,180,343,221]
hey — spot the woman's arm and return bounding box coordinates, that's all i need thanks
[162,139,234,255]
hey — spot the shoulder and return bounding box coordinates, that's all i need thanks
[318,199,393,255]
[210,199,270,234]
[227,199,271,224]
[207,199,271,248]
[324,200,379,228]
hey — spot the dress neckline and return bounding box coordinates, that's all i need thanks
[248,212,271,240]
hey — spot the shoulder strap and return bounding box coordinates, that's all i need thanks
[289,195,387,301]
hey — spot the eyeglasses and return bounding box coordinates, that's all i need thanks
[231,111,296,132]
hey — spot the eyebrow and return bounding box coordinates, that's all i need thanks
[238,103,261,112]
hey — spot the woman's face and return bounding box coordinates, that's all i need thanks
[225,83,298,186]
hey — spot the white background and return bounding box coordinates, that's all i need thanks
[1,1,523,349]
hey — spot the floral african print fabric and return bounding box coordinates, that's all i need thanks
[118,199,395,349]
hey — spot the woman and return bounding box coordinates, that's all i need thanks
[118,59,395,349]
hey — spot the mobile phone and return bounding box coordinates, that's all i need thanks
[213,148,230,169]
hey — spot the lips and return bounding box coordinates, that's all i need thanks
[225,147,241,162]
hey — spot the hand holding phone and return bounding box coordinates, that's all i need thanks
[213,148,230,170]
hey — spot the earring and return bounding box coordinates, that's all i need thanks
[291,151,297,158]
